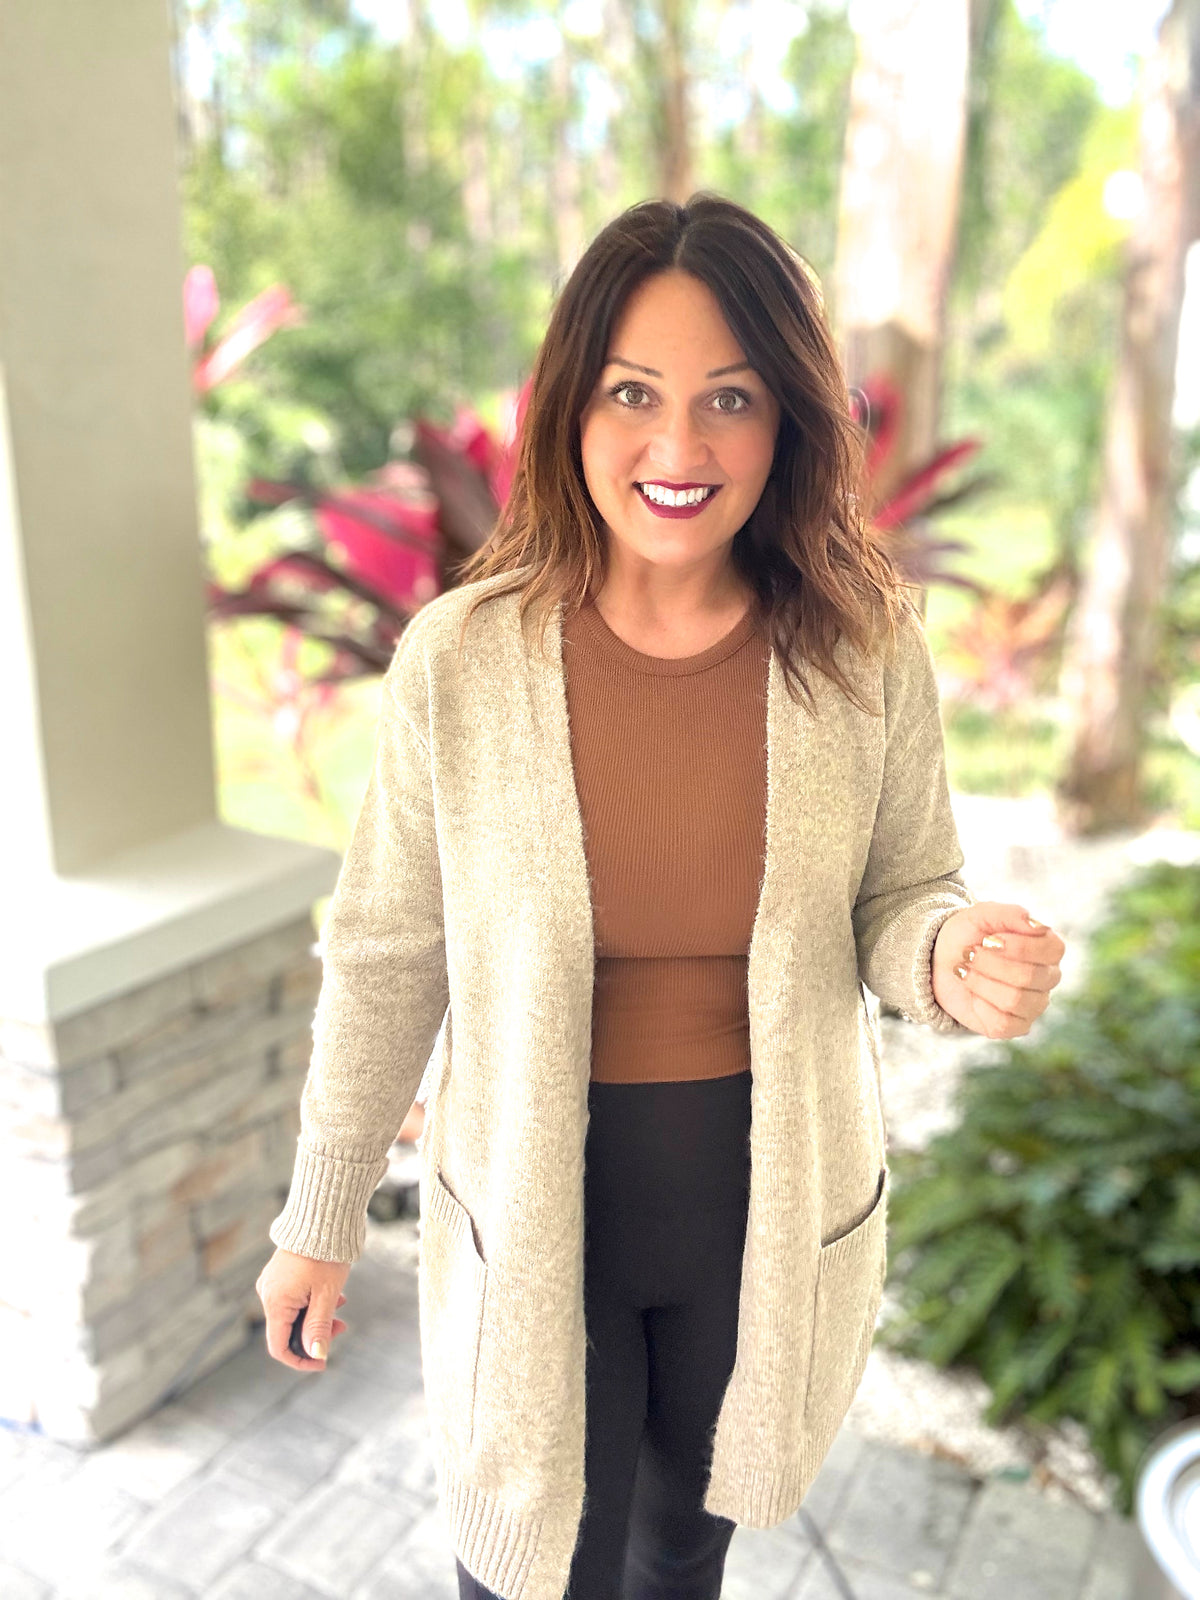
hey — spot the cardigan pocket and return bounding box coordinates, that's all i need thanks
[802,1165,888,1435]
[418,1168,488,1454]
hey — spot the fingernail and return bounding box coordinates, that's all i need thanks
[311,1340,326,1361]
[982,935,1004,949]
[1025,915,1044,929]
[954,964,970,980]
[964,947,976,963]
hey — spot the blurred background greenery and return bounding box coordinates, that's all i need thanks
[172,0,1200,852]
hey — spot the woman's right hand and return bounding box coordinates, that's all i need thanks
[256,1246,352,1371]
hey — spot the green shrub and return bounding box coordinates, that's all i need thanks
[879,858,1200,1513]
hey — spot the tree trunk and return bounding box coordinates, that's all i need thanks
[1056,0,1200,834]
[462,96,494,250]
[623,0,693,203]
[833,0,976,569]
[657,0,692,202]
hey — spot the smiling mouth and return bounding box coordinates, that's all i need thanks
[635,482,721,508]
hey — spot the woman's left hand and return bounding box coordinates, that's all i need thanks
[931,903,1065,1038]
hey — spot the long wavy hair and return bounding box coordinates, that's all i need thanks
[454,192,918,716]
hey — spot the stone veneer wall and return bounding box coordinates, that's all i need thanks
[0,913,322,1446]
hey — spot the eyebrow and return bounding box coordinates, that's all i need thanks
[605,357,755,380]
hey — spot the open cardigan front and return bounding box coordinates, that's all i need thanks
[268,568,976,1600]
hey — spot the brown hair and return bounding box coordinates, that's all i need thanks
[453,192,917,715]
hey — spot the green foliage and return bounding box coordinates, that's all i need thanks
[182,27,555,481]
[940,698,1065,798]
[881,860,1200,1514]
[1002,104,1138,359]
[945,0,1124,585]
[703,2,856,287]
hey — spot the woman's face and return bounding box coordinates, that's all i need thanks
[579,268,781,582]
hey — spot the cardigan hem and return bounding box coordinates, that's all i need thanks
[440,1456,564,1600]
[703,1431,846,1527]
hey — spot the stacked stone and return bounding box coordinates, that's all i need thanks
[0,914,322,1446]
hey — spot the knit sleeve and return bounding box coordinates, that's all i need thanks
[268,616,449,1262]
[851,607,976,1033]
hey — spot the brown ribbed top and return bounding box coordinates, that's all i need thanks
[560,595,770,1083]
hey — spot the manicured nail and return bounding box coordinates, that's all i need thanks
[963,947,976,963]
[982,935,1004,950]
[954,964,970,980]
[1025,914,1044,929]
[311,1341,326,1361]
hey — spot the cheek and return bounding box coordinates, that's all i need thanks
[578,416,607,485]
[726,423,778,488]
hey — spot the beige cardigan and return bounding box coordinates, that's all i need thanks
[268,567,976,1600]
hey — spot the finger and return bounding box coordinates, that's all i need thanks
[975,903,1047,934]
[955,964,1043,1023]
[300,1294,339,1362]
[965,929,1062,974]
[264,1309,326,1372]
[965,986,1036,1039]
[961,947,1060,993]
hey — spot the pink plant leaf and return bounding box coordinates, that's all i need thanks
[246,553,345,595]
[414,419,499,556]
[854,375,904,483]
[872,439,982,531]
[314,488,441,611]
[247,478,307,508]
[492,376,533,510]
[193,285,305,393]
[184,265,220,350]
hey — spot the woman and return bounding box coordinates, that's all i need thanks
[257,194,1065,1600]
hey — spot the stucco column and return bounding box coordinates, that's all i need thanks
[0,0,340,1441]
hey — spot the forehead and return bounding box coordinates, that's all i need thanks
[605,270,747,368]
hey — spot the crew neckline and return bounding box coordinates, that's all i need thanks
[571,596,762,677]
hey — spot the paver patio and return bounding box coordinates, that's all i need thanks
[0,1211,1143,1600]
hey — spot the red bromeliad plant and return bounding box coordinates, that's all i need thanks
[853,374,1068,710]
[190,265,528,829]
[936,572,1075,713]
[190,266,529,678]
[852,373,991,597]
[185,265,305,395]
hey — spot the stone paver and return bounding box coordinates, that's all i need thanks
[69,1402,231,1503]
[826,1439,975,1590]
[0,1465,148,1590]
[353,1504,463,1600]
[1080,1512,1148,1600]
[795,1426,869,1531]
[722,1518,813,1599]
[332,1389,439,1505]
[117,1473,288,1591]
[206,1563,335,1600]
[944,1479,1102,1600]
[0,1562,51,1599]
[254,1478,423,1597]
[170,1336,304,1434]
[0,1209,1146,1600]
[795,1550,941,1598]
[210,1403,359,1500]
[52,1559,194,1600]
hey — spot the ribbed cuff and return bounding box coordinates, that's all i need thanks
[267,1141,390,1263]
[903,904,972,1033]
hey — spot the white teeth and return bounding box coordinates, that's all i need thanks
[639,484,715,507]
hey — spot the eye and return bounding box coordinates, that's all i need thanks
[713,389,751,414]
[608,381,651,407]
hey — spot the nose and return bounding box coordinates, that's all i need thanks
[643,403,712,478]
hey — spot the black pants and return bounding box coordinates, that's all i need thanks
[457,1069,752,1600]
